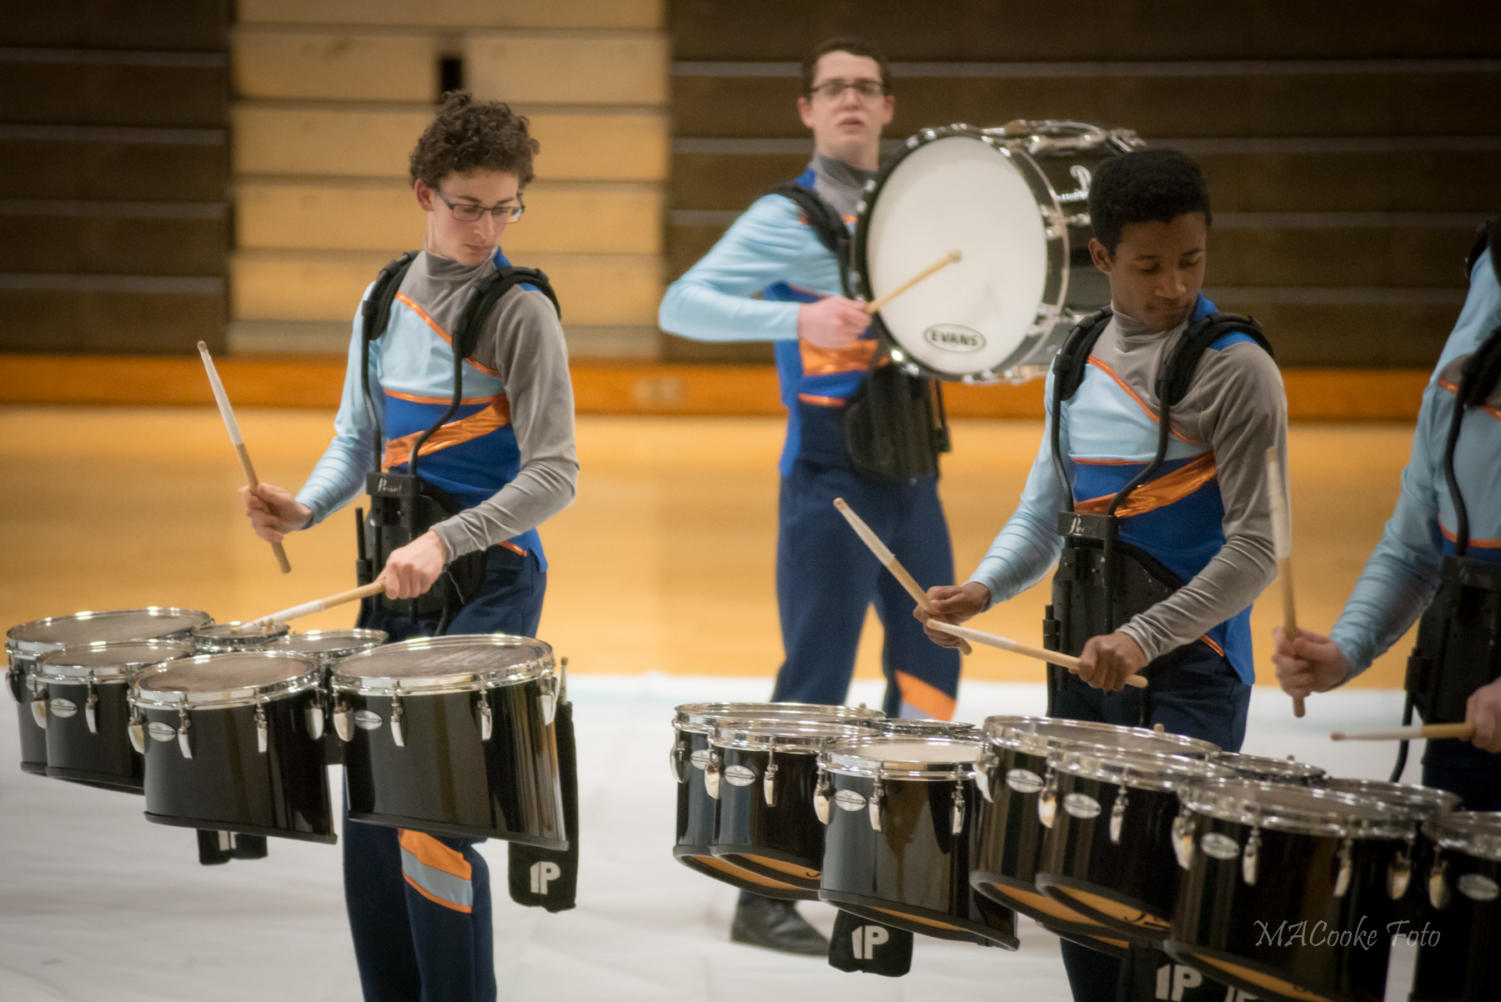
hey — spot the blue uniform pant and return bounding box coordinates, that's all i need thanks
[1050,641,1252,1002]
[347,546,545,1002]
[1422,731,1501,811]
[770,458,961,718]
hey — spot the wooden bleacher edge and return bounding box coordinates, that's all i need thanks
[0,354,1427,421]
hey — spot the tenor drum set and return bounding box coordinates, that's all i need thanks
[7,606,571,860]
[669,701,1501,1002]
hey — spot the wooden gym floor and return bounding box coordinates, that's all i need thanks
[0,405,1415,693]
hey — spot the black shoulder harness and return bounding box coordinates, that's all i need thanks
[1465,217,1496,282]
[359,252,563,477]
[768,181,852,296]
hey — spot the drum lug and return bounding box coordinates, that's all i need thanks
[1388,843,1412,901]
[973,751,993,803]
[306,696,324,741]
[951,777,966,836]
[476,693,493,741]
[1038,769,1058,829]
[668,740,686,784]
[1108,787,1128,845]
[127,711,146,754]
[1428,853,1450,910]
[763,751,779,808]
[29,689,47,729]
[1333,837,1354,898]
[333,698,353,743]
[704,749,721,800]
[1242,827,1261,886]
[1171,812,1195,870]
[390,690,405,748]
[5,666,18,704]
[255,702,268,754]
[869,778,885,833]
[539,674,557,727]
[813,768,833,826]
[85,672,99,735]
[177,706,193,759]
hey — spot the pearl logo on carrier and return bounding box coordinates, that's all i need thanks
[923,324,986,353]
[529,861,561,895]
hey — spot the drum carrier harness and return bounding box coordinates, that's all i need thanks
[771,182,951,482]
[354,251,561,624]
[1041,307,1273,711]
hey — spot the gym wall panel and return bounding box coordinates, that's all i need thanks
[236,0,664,30]
[462,33,670,105]
[233,29,438,102]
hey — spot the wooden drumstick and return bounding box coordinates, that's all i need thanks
[863,249,962,315]
[1330,722,1476,742]
[198,341,291,574]
[930,620,1149,689]
[832,497,972,655]
[241,581,385,631]
[1265,446,1305,718]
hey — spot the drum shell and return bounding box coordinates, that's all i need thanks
[341,681,565,849]
[1166,813,1393,1002]
[42,677,141,792]
[820,770,1017,947]
[273,631,386,767]
[1410,838,1501,1002]
[708,745,823,899]
[7,648,48,775]
[1035,771,1185,943]
[138,688,333,843]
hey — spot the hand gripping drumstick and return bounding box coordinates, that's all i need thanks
[241,581,386,632]
[198,341,291,574]
[930,620,1149,689]
[1330,722,1476,742]
[863,250,962,315]
[832,497,972,655]
[1265,446,1305,718]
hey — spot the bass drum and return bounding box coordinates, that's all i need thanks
[852,120,1141,384]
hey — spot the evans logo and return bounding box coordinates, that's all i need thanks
[923,325,986,353]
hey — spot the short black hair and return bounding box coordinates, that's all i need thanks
[408,91,539,190]
[1088,149,1212,253]
[800,36,891,96]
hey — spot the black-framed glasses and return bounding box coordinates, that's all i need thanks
[807,78,886,100]
[435,190,525,223]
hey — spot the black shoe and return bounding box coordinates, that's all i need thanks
[730,896,829,956]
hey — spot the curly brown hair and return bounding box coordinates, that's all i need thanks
[408,91,539,189]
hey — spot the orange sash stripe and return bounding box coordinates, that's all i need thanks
[797,393,846,407]
[384,395,511,470]
[1439,524,1501,549]
[1438,377,1501,422]
[394,292,502,377]
[398,830,472,880]
[1074,453,1218,519]
[1086,356,1203,445]
[893,670,956,722]
[800,338,880,377]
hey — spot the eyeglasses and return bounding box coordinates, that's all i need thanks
[435,190,525,223]
[807,78,886,100]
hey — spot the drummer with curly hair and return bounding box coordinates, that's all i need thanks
[240,91,578,1002]
[920,148,1288,1001]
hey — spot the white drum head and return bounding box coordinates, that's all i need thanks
[860,132,1059,381]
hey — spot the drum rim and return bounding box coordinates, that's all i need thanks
[674,701,882,735]
[1180,777,1412,838]
[1316,776,1461,818]
[1051,745,1231,791]
[6,607,214,653]
[851,123,1066,384]
[1423,811,1501,861]
[1211,750,1327,782]
[329,632,554,693]
[820,734,984,779]
[271,628,388,657]
[36,639,196,682]
[131,651,321,709]
[983,715,1219,759]
[711,718,875,752]
[874,718,980,739]
[190,621,291,643]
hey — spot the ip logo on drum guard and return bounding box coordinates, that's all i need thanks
[923,324,986,353]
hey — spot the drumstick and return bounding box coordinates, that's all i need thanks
[198,341,291,574]
[1265,446,1304,718]
[833,497,972,655]
[1330,723,1476,742]
[863,249,962,315]
[930,620,1149,689]
[240,581,385,631]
